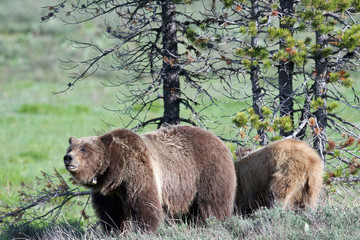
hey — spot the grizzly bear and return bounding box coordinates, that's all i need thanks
[63,125,236,232]
[234,139,323,214]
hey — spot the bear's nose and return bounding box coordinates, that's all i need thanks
[64,154,73,165]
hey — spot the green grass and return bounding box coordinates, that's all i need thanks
[17,103,90,115]
[0,79,119,202]
[0,0,134,203]
[2,201,359,239]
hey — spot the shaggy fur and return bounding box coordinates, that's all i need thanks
[63,125,236,233]
[234,139,323,214]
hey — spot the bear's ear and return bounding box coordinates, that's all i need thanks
[69,137,76,144]
[100,133,113,148]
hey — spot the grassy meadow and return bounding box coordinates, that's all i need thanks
[1,0,120,204]
[1,0,360,239]
[3,202,360,239]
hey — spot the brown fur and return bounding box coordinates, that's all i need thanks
[64,125,236,233]
[234,139,323,214]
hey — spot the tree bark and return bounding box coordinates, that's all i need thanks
[250,0,267,145]
[296,88,313,140]
[278,0,294,137]
[313,31,328,159]
[162,0,181,125]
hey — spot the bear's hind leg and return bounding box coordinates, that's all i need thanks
[270,172,303,210]
[195,195,231,223]
[295,173,323,210]
[195,176,235,222]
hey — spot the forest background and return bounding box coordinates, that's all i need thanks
[0,0,360,239]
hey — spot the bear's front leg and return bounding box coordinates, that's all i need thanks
[91,191,130,233]
[128,189,163,232]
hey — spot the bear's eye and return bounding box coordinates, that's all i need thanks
[80,148,86,153]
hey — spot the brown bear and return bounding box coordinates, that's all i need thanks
[63,125,236,233]
[234,138,323,214]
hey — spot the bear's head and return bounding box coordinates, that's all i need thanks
[63,133,113,187]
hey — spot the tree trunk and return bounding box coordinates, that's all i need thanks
[278,0,294,137]
[296,87,313,140]
[162,0,181,125]
[313,31,328,159]
[250,0,267,145]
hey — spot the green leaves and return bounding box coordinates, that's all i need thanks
[311,97,324,110]
[249,21,258,37]
[232,107,293,134]
[328,70,353,88]
[261,106,272,116]
[232,112,248,128]
[236,46,270,69]
[267,27,292,41]
[185,28,210,49]
[238,47,269,59]
[302,0,351,12]
[223,0,234,8]
[273,115,293,133]
[338,25,360,52]
[327,102,339,113]
[310,99,341,114]
[186,28,197,43]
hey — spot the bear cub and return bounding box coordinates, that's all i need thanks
[234,139,323,214]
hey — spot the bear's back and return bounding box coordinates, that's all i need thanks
[268,139,322,171]
[142,125,232,166]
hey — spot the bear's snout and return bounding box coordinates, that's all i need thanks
[64,154,73,166]
[64,154,78,171]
